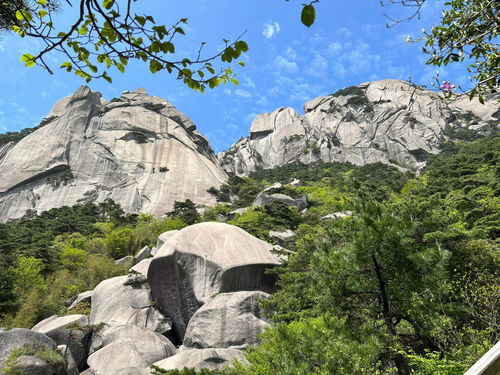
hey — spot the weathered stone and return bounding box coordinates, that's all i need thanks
[90,324,176,364]
[111,368,148,375]
[268,229,296,245]
[32,315,91,370]
[184,291,269,349]
[253,192,308,212]
[218,79,499,175]
[150,348,247,372]
[115,256,134,268]
[90,276,171,334]
[134,246,151,264]
[87,341,147,375]
[0,86,227,222]
[67,291,93,311]
[148,223,281,339]
[129,259,152,277]
[56,345,79,375]
[0,328,56,369]
[226,207,249,219]
[7,355,67,375]
[156,230,179,249]
[321,211,353,221]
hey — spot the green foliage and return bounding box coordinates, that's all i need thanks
[228,207,275,240]
[167,199,201,225]
[421,0,499,100]
[0,116,57,146]
[234,315,381,375]
[2,344,66,375]
[406,351,468,375]
[6,0,248,91]
[150,367,227,375]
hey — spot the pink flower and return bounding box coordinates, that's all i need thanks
[440,81,456,93]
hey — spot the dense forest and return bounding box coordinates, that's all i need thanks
[0,135,498,374]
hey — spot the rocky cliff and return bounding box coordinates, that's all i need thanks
[218,79,499,175]
[0,87,227,221]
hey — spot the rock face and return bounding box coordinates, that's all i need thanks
[31,315,90,370]
[90,276,171,334]
[0,87,227,221]
[0,328,55,364]
[150,348,247,372]
[219,79,499,175]
[183,291,270,349]
[148,222,282,339]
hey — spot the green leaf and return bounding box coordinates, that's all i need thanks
[149,60,162,74]
[135,16,146,26]
[102,0,115,10]
[235,41,249,52]
[60,62,72,72]
[301,4,316,27]
[238,61,245,67]
[20,54,36,67]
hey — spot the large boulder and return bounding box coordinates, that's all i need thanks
[67,290,93,311]
[268,229,296,245]
[183,291,269,349]
[90,276,171,334]
[134,246,151,264]
[253,192,308,212]
[32,315,90,370]
[90,325,176,363]
[0,328,56,368]
[150,348,247,372]
[148,223,281,339]
[87,341,147,375]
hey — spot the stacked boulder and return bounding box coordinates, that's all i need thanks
[0,222,281,374]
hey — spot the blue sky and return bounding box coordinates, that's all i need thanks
[0,0,472,152]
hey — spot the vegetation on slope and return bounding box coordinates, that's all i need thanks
[0,135,498,375]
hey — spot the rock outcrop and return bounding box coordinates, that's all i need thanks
[150,348,247,372]
[219,79,499,175]
[147,222,282,339]
[183,291,270,350]
[32,314,91,370]
[90,275,171,334]
[0,87,227,221]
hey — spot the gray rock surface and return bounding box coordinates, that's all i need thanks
[134,246,151,264]
[150,348,247,372]
[321,211,353,221]
[90,276,171,334]
[90,324,176,364]
[0,87,227,222]
[148,223,282,339]
[156,230,179,249]
[111,368,148,375]
[67,291,93,311]
[87,341,147,375]
[0,328,56,369]
[219,79,499,175]
[57,345,79,375]
[115,256,134,268]
[7,355,67,375]
[253,191,308,212]
[269,229,296,245]
[32,315,91,370]
[129,258,152,278]
[183,291,269,349]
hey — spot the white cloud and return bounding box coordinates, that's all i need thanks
[327,42,342,56]
[255,95,268,107]
[223,89,232,95]
[306,54,328,77]
[242,76,256,89]
[271,56,299,74]
[235,89,252,98]
[262,22,280,38]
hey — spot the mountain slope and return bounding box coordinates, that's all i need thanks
[218,79,499,175]
[0,87,227,221]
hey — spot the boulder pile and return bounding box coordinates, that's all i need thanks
[1,223,281,374]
